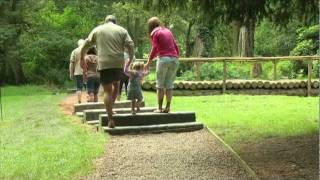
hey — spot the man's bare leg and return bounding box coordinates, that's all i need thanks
[94,93,98,102]
[163,89,173,113]
[103,84,115,128]
[155,88,164,112]
[76,90,82,104]
[112,81,119,104]
[87,92,94,102]
[111,81,119,114]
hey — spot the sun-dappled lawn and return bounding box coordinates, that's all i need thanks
[143,91,319,145]
[0,86,105,180]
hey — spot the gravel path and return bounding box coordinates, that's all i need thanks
[82,129,255,180]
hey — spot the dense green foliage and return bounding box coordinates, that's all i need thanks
[0,0,318,85]
[0,85,106,179]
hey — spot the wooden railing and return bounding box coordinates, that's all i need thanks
[136,56,320,96]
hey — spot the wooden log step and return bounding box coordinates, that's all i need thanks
[99,112,196,127]
[86,120,99,125]
[76,112,84,117]
[67,88,77,94]
[101,122,204,135]
[74,101,145,113]
[83,107,157,122]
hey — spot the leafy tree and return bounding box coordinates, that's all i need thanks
[19,0,103,84]
[255,19,298,56]
[290,25,319,76]
[0,0,28,84]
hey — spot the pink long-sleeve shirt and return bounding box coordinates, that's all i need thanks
[149,27,179,61]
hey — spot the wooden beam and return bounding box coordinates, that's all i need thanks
[136,56,320,63]
[222,60,227,94]
[307,61,312,96]
[195,62,201,80]
[273,60,277,80]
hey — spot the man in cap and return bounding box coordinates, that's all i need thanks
[80,15,134,128]
[70,39,85,104]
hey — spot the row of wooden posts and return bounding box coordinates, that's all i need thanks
[137,56,320,96]
[142,80,319,91]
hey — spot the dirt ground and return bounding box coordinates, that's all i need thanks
[236,135,319,180]
[59,93,90,115]
[60,94,319,179]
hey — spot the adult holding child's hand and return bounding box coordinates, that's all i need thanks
[145,17,179,113]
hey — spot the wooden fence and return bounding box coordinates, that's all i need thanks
[136,56,320,96]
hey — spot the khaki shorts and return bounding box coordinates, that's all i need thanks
[156,56,179,89]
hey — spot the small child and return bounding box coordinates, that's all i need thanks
[124,62,148,114]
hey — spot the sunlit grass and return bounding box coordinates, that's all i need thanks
[0,86,106,180]
[143,91,318,145]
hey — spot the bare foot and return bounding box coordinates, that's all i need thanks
[162,108,170,113]
[108,119,115,128]
[131,110,136,115]
[153,109,162,113]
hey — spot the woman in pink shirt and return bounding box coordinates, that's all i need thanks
[145,17,179,113]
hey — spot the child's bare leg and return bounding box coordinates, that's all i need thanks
[136,100,141,112]
[131,100,136,115]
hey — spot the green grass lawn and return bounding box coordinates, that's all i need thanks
[143,91,319,145]
[0,86,318,179]
[0,86,106,180]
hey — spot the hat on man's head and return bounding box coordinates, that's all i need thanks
[105,15,117,24]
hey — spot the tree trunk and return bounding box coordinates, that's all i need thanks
[193,27,211,57]
[134,17,144,58]
[230,20,240,56]
[6,48,26,84]
[2,0,26,84]
[185,20,194,57]
[238,18,262,78]
[193,34,204,57]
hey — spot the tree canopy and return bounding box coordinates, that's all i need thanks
[0,0,318,85]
